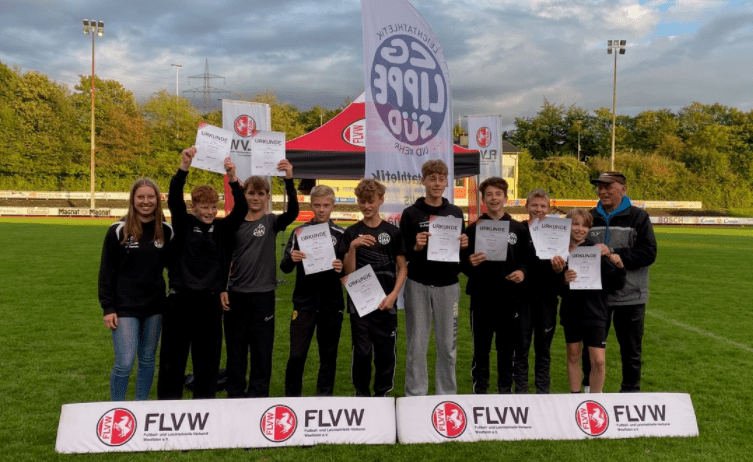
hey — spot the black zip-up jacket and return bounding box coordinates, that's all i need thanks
[522,219,561,298]
[98,219,174,317]
[461,213,533,300]
[280,219,345,312]
[559,238,627,327]
[167,168,248,292]
[399,197,465,286]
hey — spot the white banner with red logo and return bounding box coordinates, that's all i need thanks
[362,0,454,215]
[467,116,501,183]
[395,393,698,443]
[56,397,395,453]
[222,100,271,183]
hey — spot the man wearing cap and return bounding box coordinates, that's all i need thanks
[583,172,657,392]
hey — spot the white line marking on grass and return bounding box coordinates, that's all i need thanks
[647,310,753,353]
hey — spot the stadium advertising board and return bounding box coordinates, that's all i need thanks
[56,397,396,453]
[395,393,698,443]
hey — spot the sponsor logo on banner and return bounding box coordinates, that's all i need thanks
[432,401,466,438]
[612,403,668,433]
[234,115,257,137]
[576,401,609,436]
[370,35,447,146]
[97,408,136,446]
[343,119,366,147]
[261,405,297,442]
[476,127,492,148]
[302,408,366,439]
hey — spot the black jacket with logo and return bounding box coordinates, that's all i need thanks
[167,168,248,293]
[280,219,346,312]
[98,219,174,317]
[461,213,533,300]
[559,238,627,327]
[399,197,465,287]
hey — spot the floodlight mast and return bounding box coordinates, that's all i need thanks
[607,39,626,171]
[82,19,104,209]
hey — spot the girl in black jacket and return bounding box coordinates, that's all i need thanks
[98,178,173,401]
[552,209,625,393]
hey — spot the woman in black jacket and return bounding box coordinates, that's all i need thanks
[552,209,625,393]
[98,178,173,401]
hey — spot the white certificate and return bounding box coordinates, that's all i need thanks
[193,124,233,174]
[568,246,602,290]
[528,218,541,254]
[343,264,387,317]
[531,216,571,260]
[475,219,509,261]
[296,223,337,275]
[427,215,463,262]
[250,130,286,177]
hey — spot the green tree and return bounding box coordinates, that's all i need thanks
[73,76,150,188]
[142,90,202,155]
[508,99,567,160]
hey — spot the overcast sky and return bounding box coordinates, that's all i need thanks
[1,0,751,129]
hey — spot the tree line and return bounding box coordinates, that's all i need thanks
[505,99,753,211]
[2,60,752,210]
[0,61,344,194]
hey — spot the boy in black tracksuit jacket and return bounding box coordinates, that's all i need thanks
[512,190,560,394]
[461,177,533,394]
[280,186,345,396]
[157,147,247,400]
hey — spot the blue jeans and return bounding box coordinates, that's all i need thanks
[110,314,162,401]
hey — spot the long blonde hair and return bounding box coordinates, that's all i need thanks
[122,178,166,245]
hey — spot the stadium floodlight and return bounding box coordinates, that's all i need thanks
[607,39,626,170]
[82,19,104,209]
[172,64,183,97]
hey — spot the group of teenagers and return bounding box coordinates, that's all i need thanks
[99,146,657,402]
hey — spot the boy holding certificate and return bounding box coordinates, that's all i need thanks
[462,177,532,394]
[400,160,468,397]
[512,189,561,394]
[158,146,248,400]
[280,185,345,397]
[340,180,407,397]
[221,160,299,398]
[552,208,625,393]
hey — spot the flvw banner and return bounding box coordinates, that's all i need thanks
[396,393,698,443]
[362,0,453,215]
[56,397,396,453]
[222,100,271,183]
[467,116,501,182]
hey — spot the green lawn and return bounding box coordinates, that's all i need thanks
[0,221,751,461]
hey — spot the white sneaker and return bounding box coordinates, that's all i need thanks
[584,386,590,394]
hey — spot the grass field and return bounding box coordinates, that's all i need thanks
[1,219,752,461]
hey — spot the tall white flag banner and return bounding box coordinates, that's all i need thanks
[362,0,453,216]
[222,100,271,183]
[467,116,502,182]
